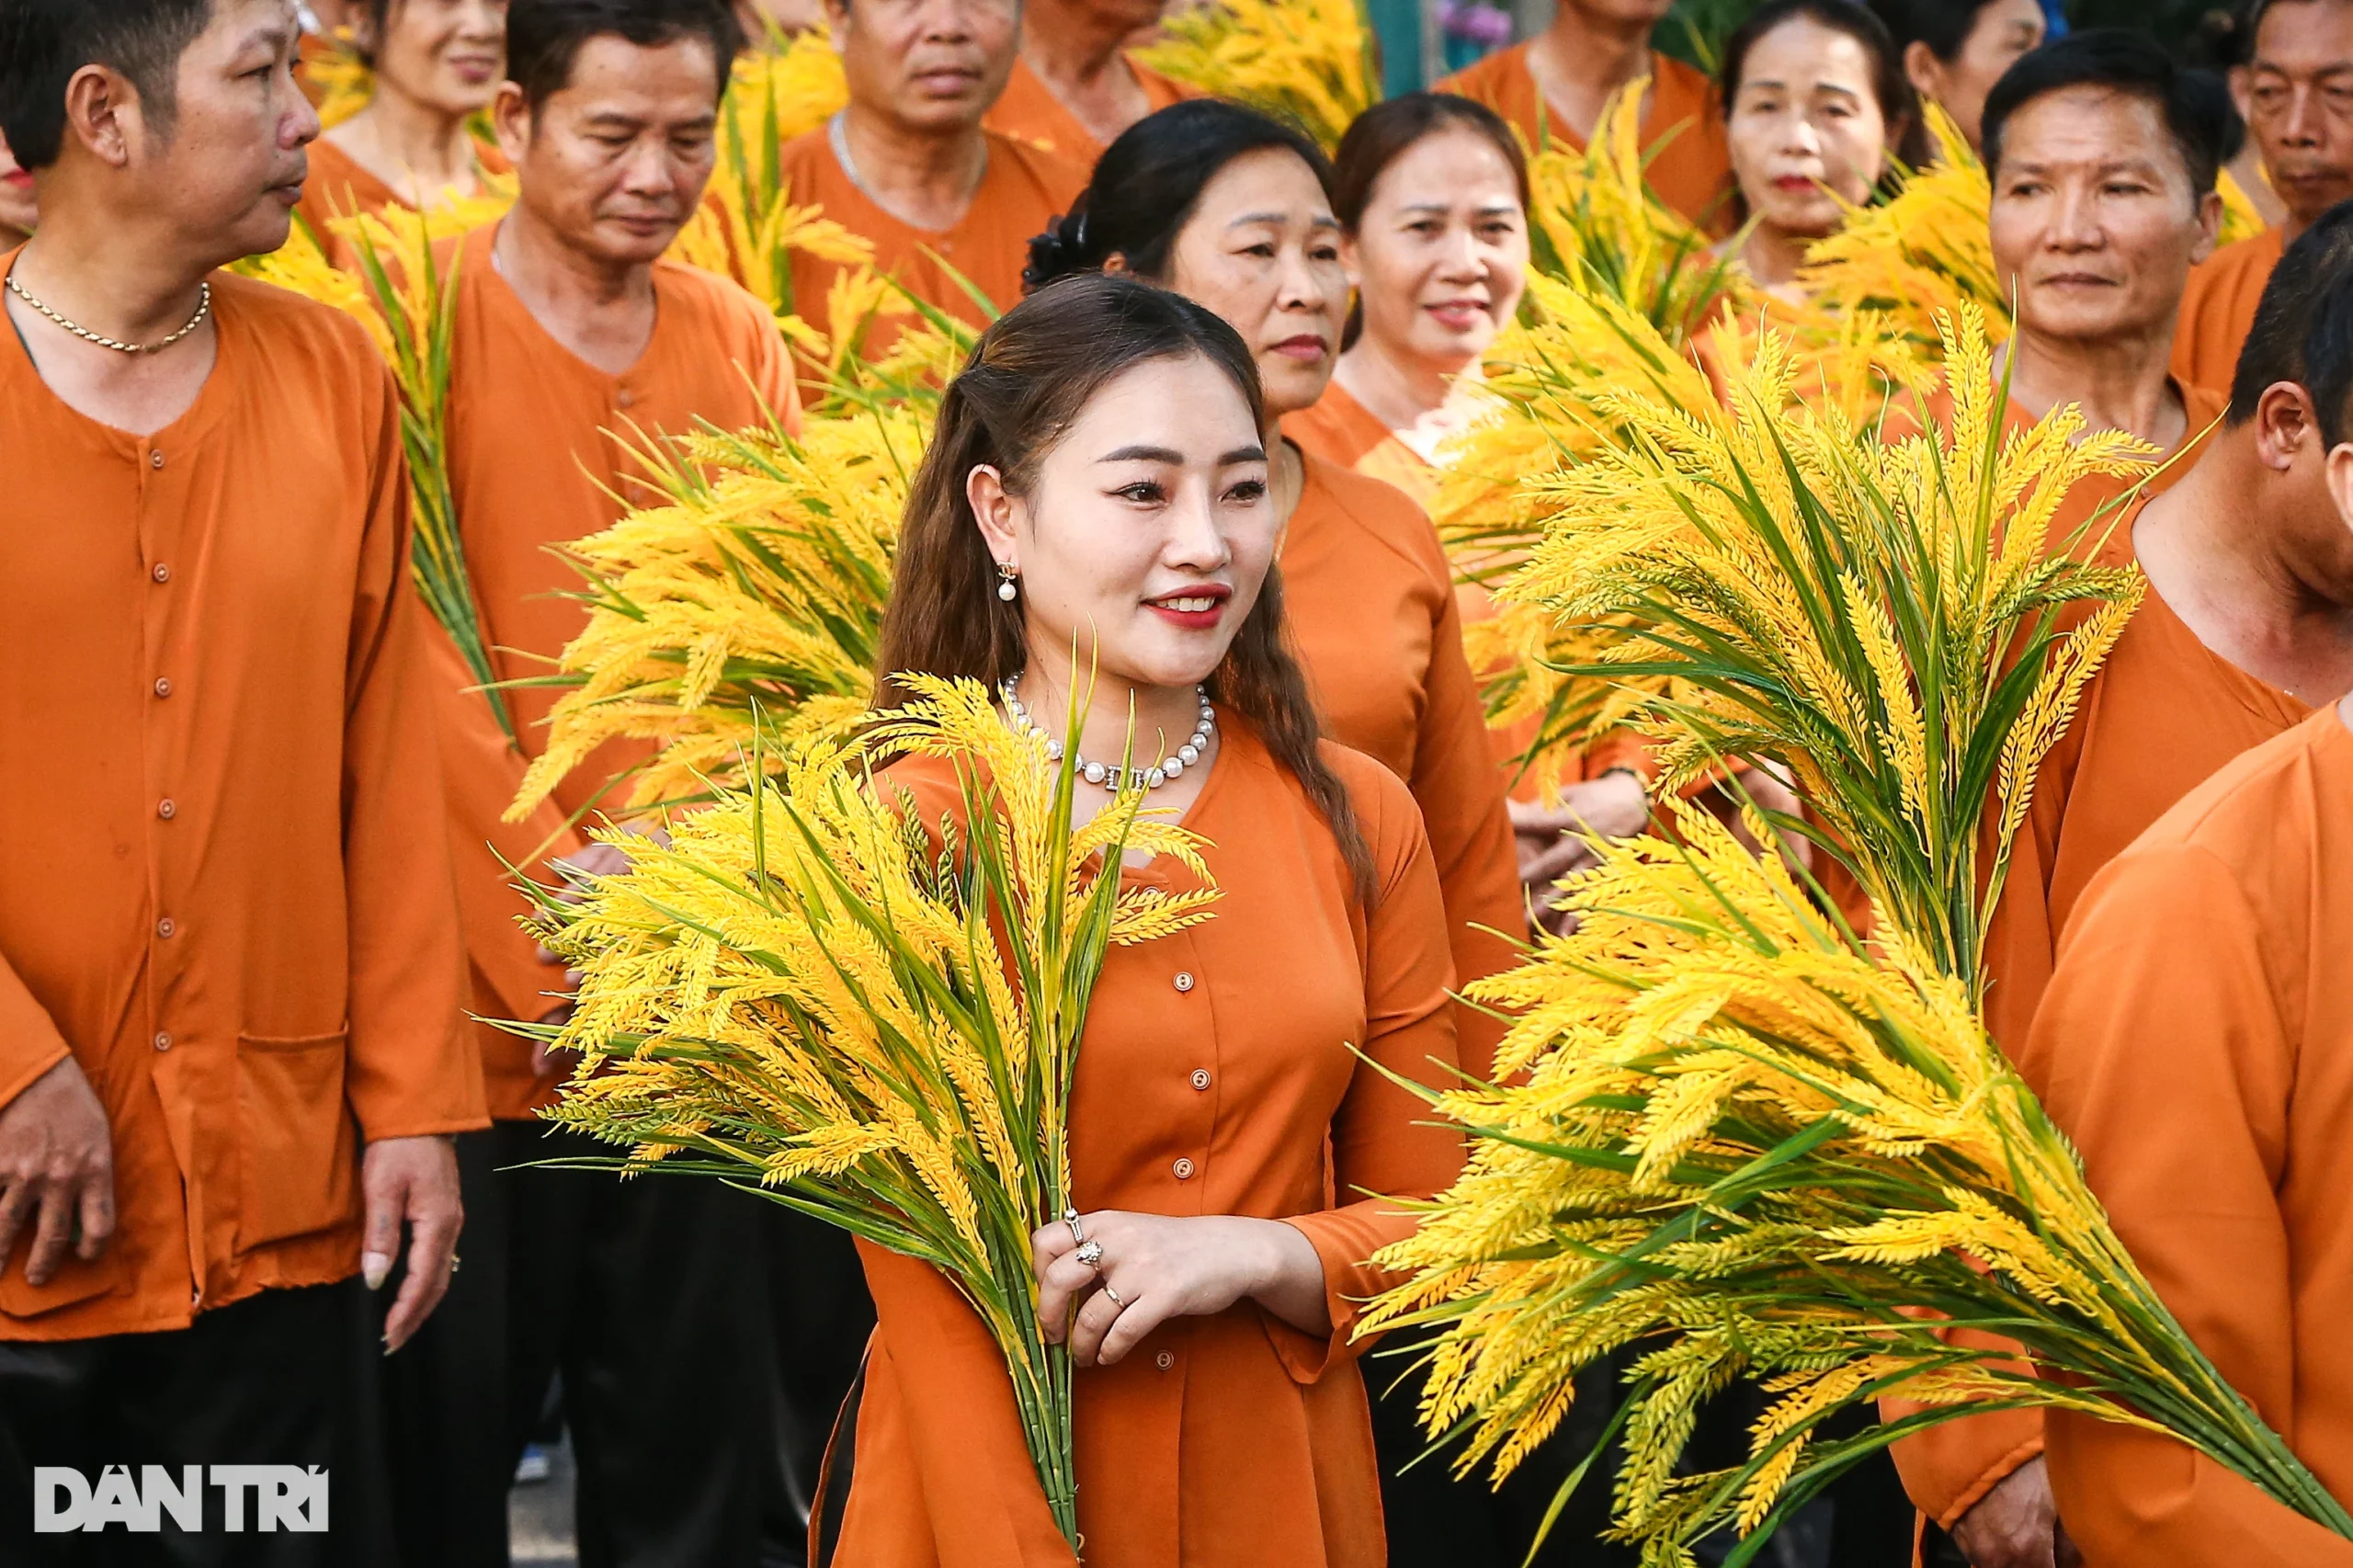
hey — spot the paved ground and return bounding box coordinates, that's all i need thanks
[507,1437,579,1567]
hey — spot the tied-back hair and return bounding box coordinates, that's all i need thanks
[1719,0,1926,180]
[874,273,1378,903]
[1023,99,1336,292]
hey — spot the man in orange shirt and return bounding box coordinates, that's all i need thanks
[2007,226,2353,1568]
[0,0,482,1549]
[983,0,1195,165]
[779,0,1084,362]
[2021,702,2353,1558]
[1903,66,2353,1568]
[393,2,812,1563]
[2174,0,2353,393]
[1437,0,1732,228]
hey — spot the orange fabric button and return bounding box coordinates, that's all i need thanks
[1155,1351,1175,1371]
[153,677,173,698]
[152,562,171,584]
[155,917,176,938]
[1172,1158,1195,1180]
[1189,1069,1211,1091]
[157,799,176,820]
[153,1033,172,1052]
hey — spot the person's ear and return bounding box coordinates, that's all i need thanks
[1102,252,1131,277]
[967,463,1023,566]
[2323,438,2353,533]
[824,0,852,51]
[491,81,531,165]
[2189,187,2223,267]
[2253,381,2318,472]
[1337,229,1364,291]
[62,65,141,169]
[1901,40,1943,104]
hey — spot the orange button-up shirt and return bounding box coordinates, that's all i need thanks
[2023,706,2353,1567]
[775,126,1086,358]
[2170,225,2284,399]
[0,267,483,1340]
[838,722,1467,1567]
[1281,450,1524,1079]
[983,53,1199,166]
[1438,45,1733,231]
[438,229,800,1118]
[1890,482,2307,1530]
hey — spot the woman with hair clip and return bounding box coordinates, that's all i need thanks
[1718,0,1920,301]
[1022,98,1523,1088]
[1290,92,1531,509]
[835,272,1466,1566]
[295,0,510,245]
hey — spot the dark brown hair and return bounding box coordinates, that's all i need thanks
[1327,91,1530,351]
[1024,98,1335,293]
[875,273,1377,901]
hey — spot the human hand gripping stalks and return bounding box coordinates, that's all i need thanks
[524,674,1221,1551]
[1357,303,2353,1561]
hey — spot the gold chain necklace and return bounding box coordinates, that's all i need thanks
[5,267,211,356]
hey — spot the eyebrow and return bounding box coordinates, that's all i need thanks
[1227,210,1342,232]
[1741,78,1863,97]
[1097,445,1268,466]
[1398,199,1520,218]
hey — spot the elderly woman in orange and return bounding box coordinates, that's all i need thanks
[836,273,1466,1566]
[1718,0,1918,301]
[1022,101,1522,1086]
[1290,93,1530,509]
[298,0,509,236]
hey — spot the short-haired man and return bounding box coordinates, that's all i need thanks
[0,0,481,1549]
[1904,129,2353,1568]
[2174,0,2353,393]
[779,0,1085,362]
[983,0,1199,165]
[2017,271,2353,1562]
[1438,0,1733,229]
[399,0,806,1562]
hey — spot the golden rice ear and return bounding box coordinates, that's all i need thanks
[1131,0,1377,153]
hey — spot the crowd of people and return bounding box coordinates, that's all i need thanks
[0,0,2349,1565]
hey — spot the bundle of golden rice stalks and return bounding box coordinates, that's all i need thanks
[506,398,928,821]
[1360,803,2353,1562]
[1135,0,1379,151]
[302,35,373,129]
[1523,80,1747,327]
[533,676,1221,1551]
[1506,304,2142,986]
[1799,104,2007,355]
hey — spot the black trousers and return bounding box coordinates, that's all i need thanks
[0,1279,391,1568]
[759,1209,871,1567]
[380,1121,779,1568]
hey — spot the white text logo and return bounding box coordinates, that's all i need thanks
[33,1466,329,1533]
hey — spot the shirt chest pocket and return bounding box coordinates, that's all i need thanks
[234,1028,359,1250]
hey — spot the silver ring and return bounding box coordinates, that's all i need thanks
[1100,1283,1126,1307]
[1063,1207,1085,1246]
[1074,1240,1103,1268]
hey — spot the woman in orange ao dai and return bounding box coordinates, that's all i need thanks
[835,274,1466,1566]
[296,0,510,240]
[1021,102,1524,1085]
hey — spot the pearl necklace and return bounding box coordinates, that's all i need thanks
[999,676,1215,791]
[6,269,211,356]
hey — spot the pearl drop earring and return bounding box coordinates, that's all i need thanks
[996,563,1019,602]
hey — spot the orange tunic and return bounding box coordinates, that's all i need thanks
[1286,379,1438,508]
[983,53,1199,165]
[2170,226,2285,400]
[774,127,1086,358]
[837,722,1468,1567]
[1438,46,1733,230]
[437,228,800,1119]
[0,267,483,1339]
[1281,450,1524,1079]
[2021,705,2353,1567]
[1889,487,2309,1530]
